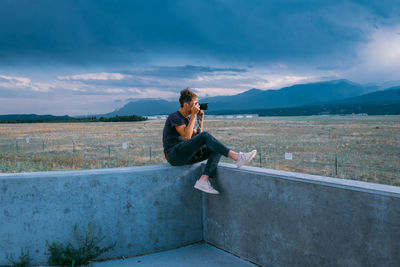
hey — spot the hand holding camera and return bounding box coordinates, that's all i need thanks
[191,102,200,116]
[191,102,208,117]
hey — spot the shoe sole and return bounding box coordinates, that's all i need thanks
[194,184,219,194]
[236,150,257,168]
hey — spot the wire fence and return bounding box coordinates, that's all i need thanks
[0,137,164,172]
[0,118,399,186]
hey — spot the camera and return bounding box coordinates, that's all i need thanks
[199,103,208,110]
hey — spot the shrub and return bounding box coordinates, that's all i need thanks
[46,222,116,266]
[6,248,31,267]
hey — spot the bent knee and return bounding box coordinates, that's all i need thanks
[199,131,211,138]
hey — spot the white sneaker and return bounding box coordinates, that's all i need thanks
[194,179,219,194]
[236,149,257,168]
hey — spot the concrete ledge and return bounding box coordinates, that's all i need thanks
[0,164,203,266]
[215,163,400,197]
[204,163,400,266]
[0,164,195,178]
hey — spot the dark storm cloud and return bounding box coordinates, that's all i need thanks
[139,65,246,78]
[1,0,399,66]
[56,65,246,89]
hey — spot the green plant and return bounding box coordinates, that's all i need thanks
[6,248,31,267]
[46,222,116,266]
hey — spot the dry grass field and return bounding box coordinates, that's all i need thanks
[1,115,399,186]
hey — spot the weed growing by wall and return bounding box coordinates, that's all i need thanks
[46,222,116,266]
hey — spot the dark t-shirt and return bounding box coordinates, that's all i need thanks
[162,111,189,155]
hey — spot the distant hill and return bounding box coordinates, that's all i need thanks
[207,88,400,116]
[102,99,177,117]
[202,79,378,111]
[105,79,379,116]
[217,103,400,116]
[333,86,400,104]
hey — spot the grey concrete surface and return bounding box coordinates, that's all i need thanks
[93,242,257,267]
[0,164,203,266]
[2,162,400,266]
[203,163,400,267]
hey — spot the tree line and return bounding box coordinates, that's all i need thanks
[0,115,148,123]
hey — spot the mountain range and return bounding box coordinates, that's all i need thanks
[216,88,400,117]
[2,79,399,121]
[102,79,399,117]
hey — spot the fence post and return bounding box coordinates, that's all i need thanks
[259,148,262,168]
[108,145,111,158]
[335,153,338,176]
[42,140,45,152]
[150,146,152,162]
[16,139,18,152]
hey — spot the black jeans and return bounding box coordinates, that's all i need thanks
[167,131,230,178]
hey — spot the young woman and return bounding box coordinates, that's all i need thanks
[162,88,257,194]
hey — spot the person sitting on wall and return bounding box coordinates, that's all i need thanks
[162,88,257,194]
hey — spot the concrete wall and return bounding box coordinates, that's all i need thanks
[2,162,399,266]
[203,163,400,267]
[0,164,203,266]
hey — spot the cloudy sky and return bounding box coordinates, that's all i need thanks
[1,0,400,115]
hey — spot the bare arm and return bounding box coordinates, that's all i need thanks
[175,105,200,140]
[175,114,197,140]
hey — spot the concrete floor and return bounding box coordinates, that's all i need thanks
[93,242,258,267]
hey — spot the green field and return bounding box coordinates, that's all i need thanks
[1,115,399,186]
